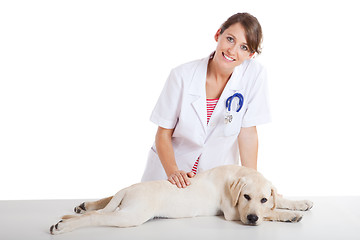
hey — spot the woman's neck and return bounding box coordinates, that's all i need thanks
[207,58,233,83]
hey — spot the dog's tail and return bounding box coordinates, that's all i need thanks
[101,188,127,213]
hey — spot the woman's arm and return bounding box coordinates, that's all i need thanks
[155,126,194,188]
[238,126,258,170]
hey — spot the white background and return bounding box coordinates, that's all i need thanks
[1,0,359,200]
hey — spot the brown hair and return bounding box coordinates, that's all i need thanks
[220,13,263,55]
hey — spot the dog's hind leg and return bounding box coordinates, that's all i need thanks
[74,196,113,214]
[50,209,154,235]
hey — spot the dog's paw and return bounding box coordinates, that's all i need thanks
[295,200,313,211]
[74,202,87,214]
[285,212,303,223]
[264,209,304,223]
[50,220,66,235]
[50,218,77,235]
[304,200,313,211]
[271,211,303,223]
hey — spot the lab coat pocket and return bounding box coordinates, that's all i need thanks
[223,111,243,137]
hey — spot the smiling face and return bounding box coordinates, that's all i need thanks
[212,23,255,72]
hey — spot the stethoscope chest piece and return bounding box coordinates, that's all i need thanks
[224,113,233,124]
[224,93,244,124]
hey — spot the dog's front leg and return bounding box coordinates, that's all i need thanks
[263,209,303,223]
[220,197,240,221]
[276,196,313,211]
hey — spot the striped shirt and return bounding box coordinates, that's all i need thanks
[191,98,219,174]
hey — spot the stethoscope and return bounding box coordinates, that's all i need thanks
[225,93,244,124]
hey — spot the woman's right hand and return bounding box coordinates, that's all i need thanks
[168,170,195,188]
[155,127,196,188]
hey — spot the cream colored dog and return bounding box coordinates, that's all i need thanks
[50,165,313,234]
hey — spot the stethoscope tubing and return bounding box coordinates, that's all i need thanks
[226,93,244,112]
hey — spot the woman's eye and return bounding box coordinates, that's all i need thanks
[240,45,248,51]
[244,194,251,200]
[227,37,234,43]
[261,198,268,203]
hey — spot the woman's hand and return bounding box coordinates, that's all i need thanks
[168,170,195,188]
[155,127,196,188]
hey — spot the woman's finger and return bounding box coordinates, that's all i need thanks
[180,172,190,186]
[172,175,182,188]
[175,172,187,188]
[168,177,176,185]
[187,172,195,178]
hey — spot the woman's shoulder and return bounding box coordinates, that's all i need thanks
[171,56,206,75]
[241,59,266,74]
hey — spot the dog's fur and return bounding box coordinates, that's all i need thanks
[50,165,313,234]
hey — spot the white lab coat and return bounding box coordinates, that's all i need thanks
[141,53,271,182]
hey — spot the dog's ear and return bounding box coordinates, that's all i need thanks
[271,186,277,210]
[229,177,247,207]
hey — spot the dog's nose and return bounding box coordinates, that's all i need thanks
[247,214,259,224]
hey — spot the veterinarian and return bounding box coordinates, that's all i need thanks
[142,13,271,188]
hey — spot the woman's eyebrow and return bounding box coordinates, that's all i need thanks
[228,33,237,40]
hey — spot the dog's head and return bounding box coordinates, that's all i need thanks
[229,172,277,225]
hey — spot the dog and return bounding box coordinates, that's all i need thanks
[50,165,313,234]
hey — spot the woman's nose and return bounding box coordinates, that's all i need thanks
[227,45,237,56]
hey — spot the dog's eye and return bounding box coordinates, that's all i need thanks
[244,194,251,201]
[261,198,268,203]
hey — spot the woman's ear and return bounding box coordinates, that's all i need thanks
[229,177,247,207]
[249,51,256,58]
[214,28,222,42]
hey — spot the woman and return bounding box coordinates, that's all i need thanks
[141,13,271,188]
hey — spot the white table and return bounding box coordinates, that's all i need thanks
[0,197,359,240]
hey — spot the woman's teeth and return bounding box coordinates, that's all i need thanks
[223,52,235,61]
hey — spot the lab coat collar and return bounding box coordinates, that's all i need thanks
[228,60,249,91]
[188,53,248,133]
[188,53,248,95]
[188,54,210,133]
[188,56,208,97]
[205,62,246,130]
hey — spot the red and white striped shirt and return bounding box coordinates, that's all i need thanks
[191,98,219,174]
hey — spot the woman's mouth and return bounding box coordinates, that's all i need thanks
[222,52,236,62]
